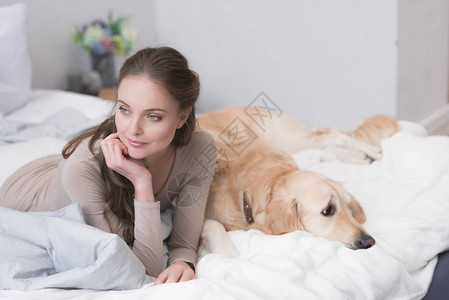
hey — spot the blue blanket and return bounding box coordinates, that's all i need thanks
[0,204,151,291]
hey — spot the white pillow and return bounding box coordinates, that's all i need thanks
[0,137,66,187]
[0,3,32,114]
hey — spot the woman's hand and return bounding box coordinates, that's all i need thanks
[154,261,197,285]
[100,133,153,200]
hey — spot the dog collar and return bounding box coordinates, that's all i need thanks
[243,191,254,225]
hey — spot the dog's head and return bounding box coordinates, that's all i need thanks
[256,170,375,250]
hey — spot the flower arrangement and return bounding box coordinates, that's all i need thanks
[74,12,137,56]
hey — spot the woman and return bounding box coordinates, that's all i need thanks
[0,47,216,284]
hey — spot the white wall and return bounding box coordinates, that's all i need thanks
[152,0,398,130]
[1,0,448,131]
[398,0,449,133]
[0,0,156,89]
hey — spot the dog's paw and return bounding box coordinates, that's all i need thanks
[323,132,383,162]
[356,142,382,161]
[201,219,240,258]
[292,149,337,169]
[324,145,378,164]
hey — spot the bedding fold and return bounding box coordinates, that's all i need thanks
[0,108,101,144]
[0,204,152,291]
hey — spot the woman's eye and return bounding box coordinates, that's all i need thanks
[148,114,161,121]
[321,205,335,217]
[119,107,128,114]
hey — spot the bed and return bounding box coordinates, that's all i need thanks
[1,88,449,300]
[1,3,449,300]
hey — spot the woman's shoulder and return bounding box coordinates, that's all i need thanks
[181,127,216,157]
[62,138,99,169]
[190,127,215,147]
[59,138,104,187]
[175,128,216,172]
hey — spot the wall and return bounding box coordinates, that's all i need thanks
[0,0,156,89]
[152,0,398,129]
[1,0,448,131]
[398,0,449,133]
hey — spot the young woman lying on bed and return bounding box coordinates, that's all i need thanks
[0,46,216,284]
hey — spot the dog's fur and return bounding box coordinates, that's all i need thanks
[198,106,399,256]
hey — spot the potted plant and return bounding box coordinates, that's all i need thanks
[74,12,137,87]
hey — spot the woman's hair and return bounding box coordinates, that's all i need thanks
[62,47,200,246]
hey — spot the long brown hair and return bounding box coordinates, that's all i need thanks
[62,47,200,245]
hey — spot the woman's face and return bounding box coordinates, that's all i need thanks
[115,75,189,160]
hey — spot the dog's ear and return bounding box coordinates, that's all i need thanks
[331,181,366,224]
[267,197,305,235]
[341,189,366,224]
[344,191,366,224]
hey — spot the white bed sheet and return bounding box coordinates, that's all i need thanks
[0,90,114,183]
[1,90,448,299]
[5,89,114,123]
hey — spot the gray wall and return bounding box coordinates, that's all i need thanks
[1,0,448,131]
[0,0,156,89]
[398,0,449,132]
[151,0,398,129]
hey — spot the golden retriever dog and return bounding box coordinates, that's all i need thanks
[198,106,399,257]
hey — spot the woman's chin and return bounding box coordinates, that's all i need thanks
[126,150,147,160]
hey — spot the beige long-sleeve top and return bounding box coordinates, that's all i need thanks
[0,128,216,277]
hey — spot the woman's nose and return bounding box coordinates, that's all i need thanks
[130,118,144,135]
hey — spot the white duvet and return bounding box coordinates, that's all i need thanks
[1,130,448,299]
[1,91,448,299]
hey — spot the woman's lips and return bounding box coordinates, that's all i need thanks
[128,139,146,148]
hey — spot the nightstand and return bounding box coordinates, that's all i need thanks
[97,87,117,101]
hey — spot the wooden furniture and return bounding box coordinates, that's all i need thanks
[97,87,117,101]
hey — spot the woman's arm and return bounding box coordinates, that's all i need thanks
[167,163,215,266]
[156,132,216,283]
[100,133,165,276]
[132,200,164,276]
[60,143,164,277]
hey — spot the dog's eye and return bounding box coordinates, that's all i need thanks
[321,205,335,217]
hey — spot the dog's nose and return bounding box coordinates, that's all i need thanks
[355,234,376,249]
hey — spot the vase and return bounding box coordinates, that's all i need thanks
[90,53,116,87]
